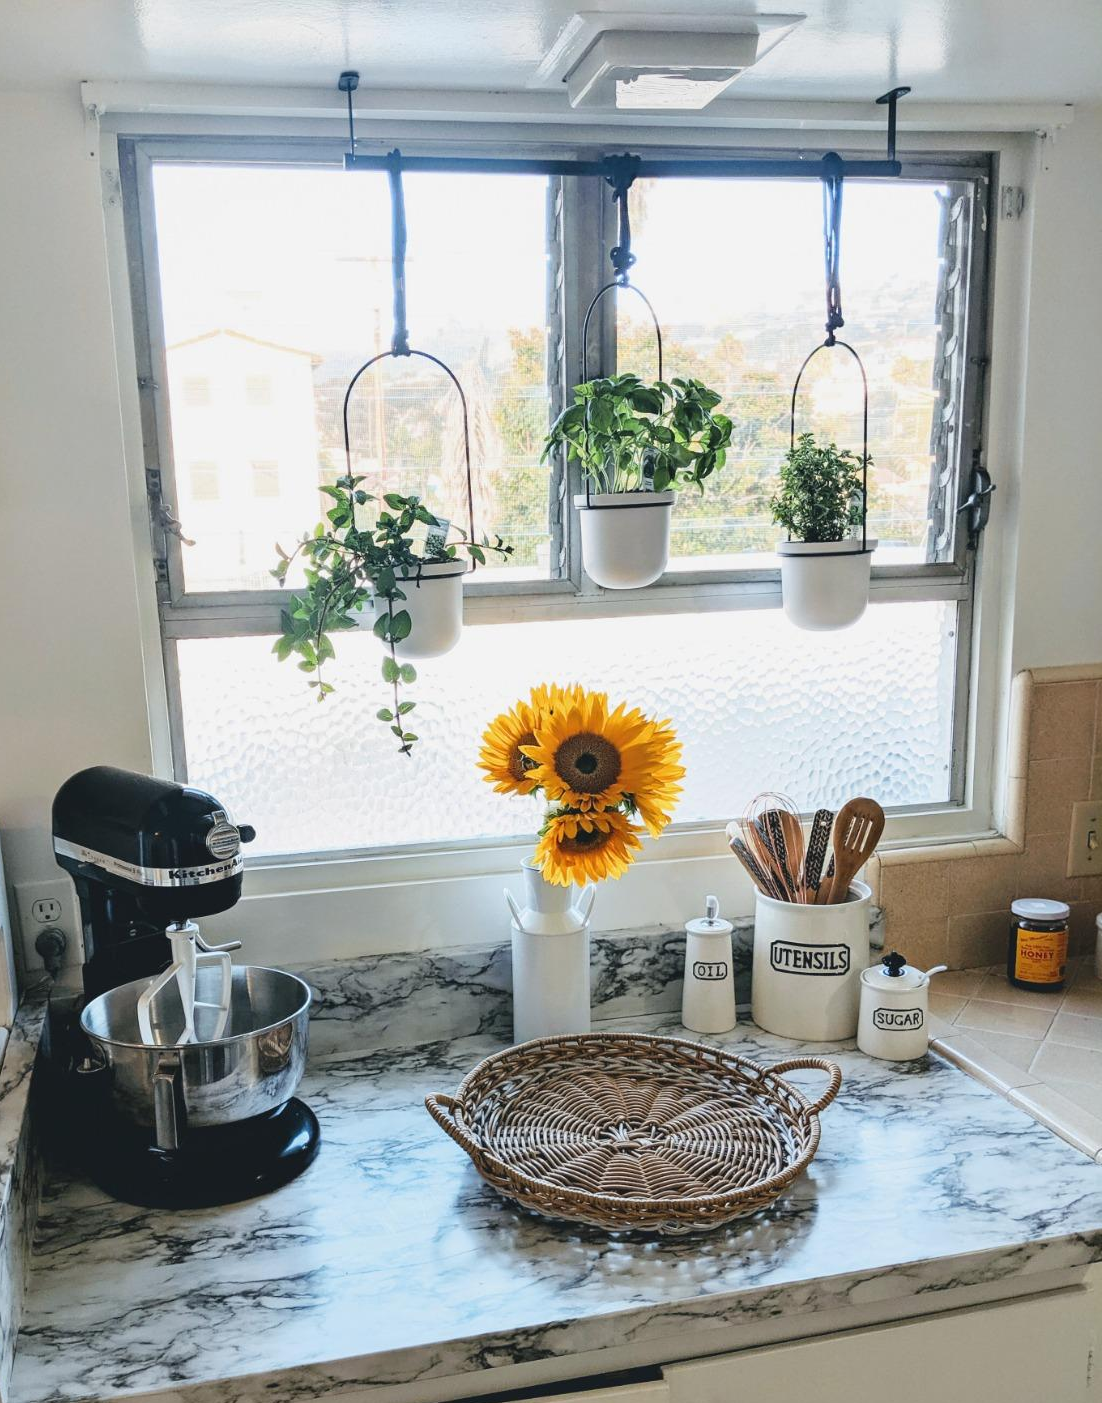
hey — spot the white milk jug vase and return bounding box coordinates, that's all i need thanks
[505,859,596,1044]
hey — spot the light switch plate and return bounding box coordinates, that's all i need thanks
[1067,800,1102,878]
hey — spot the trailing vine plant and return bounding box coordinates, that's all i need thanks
[272,478,511,754]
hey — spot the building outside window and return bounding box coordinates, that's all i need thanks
[251,460,281,498]
[188,460,220,502]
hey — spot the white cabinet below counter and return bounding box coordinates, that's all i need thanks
[663,1288,1098,1403]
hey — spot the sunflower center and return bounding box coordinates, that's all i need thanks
[554,733,621,794]
[563,825,610,852]
[507,733,537,783]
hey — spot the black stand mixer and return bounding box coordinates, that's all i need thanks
[48,766,320,1209]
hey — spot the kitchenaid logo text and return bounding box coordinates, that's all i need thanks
[769,940,850,976]
[692,961,729,981]
[167,860,240,882]
[873,1007,924,1031]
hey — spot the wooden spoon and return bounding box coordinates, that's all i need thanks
[825,798,885,904]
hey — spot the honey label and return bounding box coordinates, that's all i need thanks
[1013,927,1068,984]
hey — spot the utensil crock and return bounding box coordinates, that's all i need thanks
[751,881,872,1041]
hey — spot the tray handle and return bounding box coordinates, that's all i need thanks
[764,1057,843,1116]
[425,1093,481,1156]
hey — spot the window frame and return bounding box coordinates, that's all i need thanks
[117,129,992,851]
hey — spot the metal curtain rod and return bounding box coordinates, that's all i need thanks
[336,72,912,180]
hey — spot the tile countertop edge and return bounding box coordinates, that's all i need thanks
[21,1230,1102,1403]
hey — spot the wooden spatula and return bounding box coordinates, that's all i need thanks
[825,797,885,904]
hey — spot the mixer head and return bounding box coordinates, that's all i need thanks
[52,766,255,998]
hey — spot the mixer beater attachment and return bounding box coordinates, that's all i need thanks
[136,922,241,1046]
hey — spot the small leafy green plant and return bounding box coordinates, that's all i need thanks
[770,432,868,543]
[544,374,733,494]
[272,480,511,754]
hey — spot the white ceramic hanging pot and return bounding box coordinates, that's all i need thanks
[505,859,595,1044]
[573,490,676,590]
[371,560,468,660]
[776,538,877,631]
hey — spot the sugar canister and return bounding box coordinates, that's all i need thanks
[857,950,946,1061]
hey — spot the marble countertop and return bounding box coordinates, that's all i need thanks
[13,1011,1102,1403]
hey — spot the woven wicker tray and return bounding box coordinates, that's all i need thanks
[425,1032,842,1234]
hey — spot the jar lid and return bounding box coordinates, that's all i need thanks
[1011,898,1070,921]
[686,894,734,938]
[860,950,929,990]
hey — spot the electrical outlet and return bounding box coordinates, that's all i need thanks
[15,878,83,977]
[1067,801,1102,879]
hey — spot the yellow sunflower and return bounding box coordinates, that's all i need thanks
[521,690,683,828]
[624,713,685,836]
[478,684,590,795]
[535,809,643,887]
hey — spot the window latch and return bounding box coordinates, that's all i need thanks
[957,457,995,550]
[146,467,195,548]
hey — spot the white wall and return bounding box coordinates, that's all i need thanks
[0,89,1100,974]
[0,89,155,907]
[1011,108,1102,670]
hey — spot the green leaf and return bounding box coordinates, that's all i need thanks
[401,732,418,743]
[397,700,416,714]
[399,663,417,683]
[377,708,394,722]
[382,655,401,683]
[389,609,412,642]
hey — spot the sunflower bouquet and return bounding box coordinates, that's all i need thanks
[479,684,684,886]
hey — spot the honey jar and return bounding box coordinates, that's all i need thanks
[1006,899,1070,992]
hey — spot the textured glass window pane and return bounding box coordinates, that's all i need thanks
[618,179,955,568]
[178,601,956,857]
[152,164,551,591]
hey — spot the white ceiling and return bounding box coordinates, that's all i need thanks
[2,0,1101,104]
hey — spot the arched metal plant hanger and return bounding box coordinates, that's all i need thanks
[578,154,667,512]
[787,153,871,559]
[274,143,509,755]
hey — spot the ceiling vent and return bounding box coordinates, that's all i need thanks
[535,11,805,111]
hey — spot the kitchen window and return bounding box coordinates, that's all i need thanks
[121,136,990,861]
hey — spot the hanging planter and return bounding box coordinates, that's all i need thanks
[773,160,875,632]
[370,558,468,661]
[547,162,732,591]
[272,152,512,753]
[572,487,677,590]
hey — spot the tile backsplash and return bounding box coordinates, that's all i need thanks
[871,665,1102,972]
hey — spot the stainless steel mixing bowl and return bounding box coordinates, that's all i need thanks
[80,965,311,1150]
